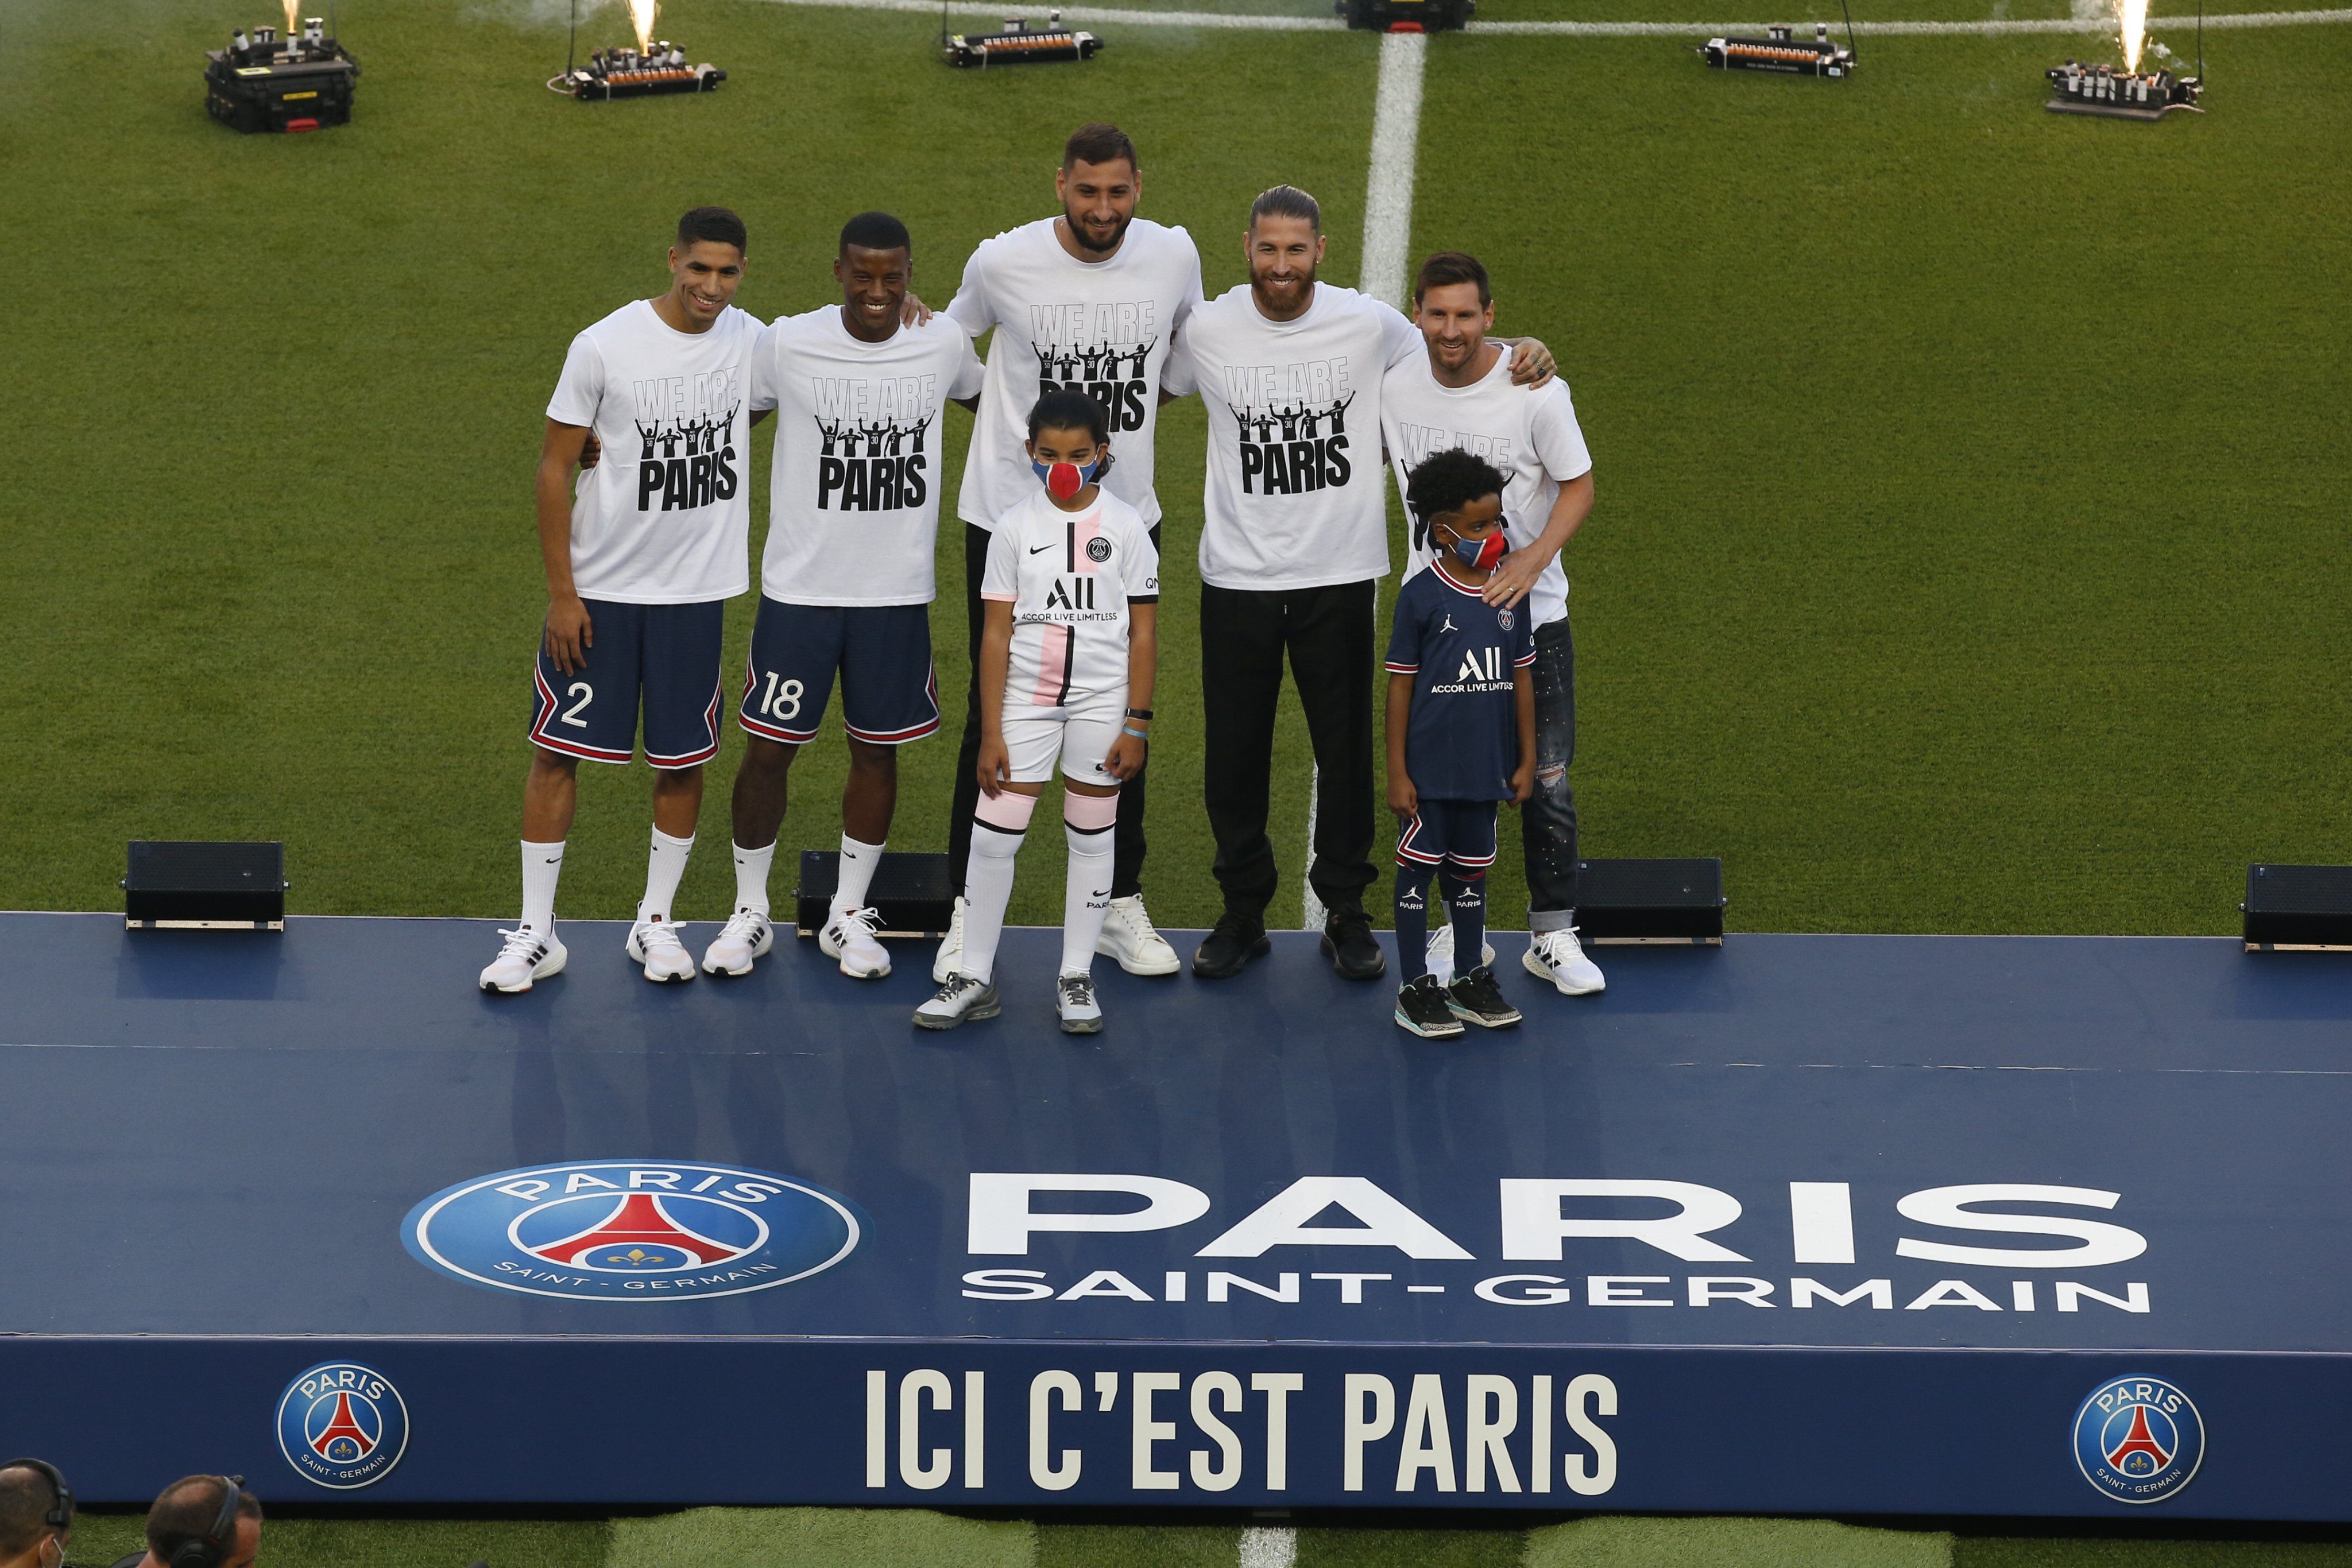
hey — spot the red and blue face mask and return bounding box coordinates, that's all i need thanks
[1448,529,1508,571]
[1032,455,1105,500]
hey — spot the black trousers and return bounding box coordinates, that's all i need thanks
[947,522,1154,899]
[1524,614,1581,927]
[1198,578,1377,925]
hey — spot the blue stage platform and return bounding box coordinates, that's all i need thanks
[2,912,2347,1517]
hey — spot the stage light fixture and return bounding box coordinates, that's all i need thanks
[2045,0,2203,119]
[1701,21,1856,78]
[204,16,359,133]
[942,10,1104,66]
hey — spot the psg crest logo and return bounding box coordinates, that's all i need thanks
[276,1361,409,1489]
[1085,535,1112,562]
[2072,1375,2204,1504]
[403,1160,866,1302]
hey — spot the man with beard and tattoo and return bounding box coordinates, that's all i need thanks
[932,122,1205,988]
[1160,187,1555,981]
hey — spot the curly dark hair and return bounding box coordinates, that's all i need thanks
[1403,447,1505,550]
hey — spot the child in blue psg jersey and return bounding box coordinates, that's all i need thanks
[1384,450,1537,1038]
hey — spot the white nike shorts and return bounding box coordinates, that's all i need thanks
[1000,690,1126,785]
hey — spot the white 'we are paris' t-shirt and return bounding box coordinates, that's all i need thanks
[546,299,759,603]
[1162,282,1422,593]
[946,216,1204,532]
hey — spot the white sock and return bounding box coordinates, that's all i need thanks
[1061,792,1119,977]
[831,833,886,919]
[733,841,776,916]
[520,841,565,935]
[961,796,1036,984]
[640,828,694,924]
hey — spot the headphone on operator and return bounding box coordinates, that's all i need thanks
[0,1459,72,1566]
[167,1476,245,1568]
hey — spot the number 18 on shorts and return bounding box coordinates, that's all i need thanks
[737,599,941,746]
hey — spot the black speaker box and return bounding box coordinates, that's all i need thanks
[2242,864,2352,951]
[1575,858,1726,944]
[123,841,288,930]
[795,850,955,939]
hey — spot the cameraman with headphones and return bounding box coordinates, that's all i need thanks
[0,1459,74,1568]
[107,1477,260,1568]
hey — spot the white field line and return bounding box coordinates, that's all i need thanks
[1239,1524,1299,1568]
[1476,6,2352,30]
[747,0,2352,31]
[1302,30,1424,932]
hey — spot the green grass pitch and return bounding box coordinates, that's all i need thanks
[6,0,2350,1557]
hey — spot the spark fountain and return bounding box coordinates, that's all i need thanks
[204,9,359,133]
[2047,0,2202,119]
[553,0,728,100]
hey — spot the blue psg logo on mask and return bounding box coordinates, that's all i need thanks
[2072,1375,2204,1504]
[276,1361,409,1489]
[403,1160,865,1302]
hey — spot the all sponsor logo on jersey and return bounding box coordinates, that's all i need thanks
[276,1361,409,1489]
[403,1160,865,1302]
[1225,358,1357,495]
[2072,1375,2204,1504]
[632,371,743,513]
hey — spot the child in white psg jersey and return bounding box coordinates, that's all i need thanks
[917,389,1160,1034]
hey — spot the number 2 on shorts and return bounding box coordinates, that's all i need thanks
[560,682,594,727]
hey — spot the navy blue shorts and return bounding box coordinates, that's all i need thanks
[1397,798,1499,874]
[738,599,940,746]
[529,598,725,769]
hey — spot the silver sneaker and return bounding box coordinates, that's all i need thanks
[914,971,1001,1030]
[1057,972,1104,1033]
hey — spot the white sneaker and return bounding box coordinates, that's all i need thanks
[1095,893,1179,976]
[626,916,696,983]
[914,971,1000,1030]
[701,907,774,976]
[479,927,566,993]
[1057,971,1104,1034]
[932,896,966,984]
[819,905,891,979]
[1423,923,1496,988]
[1524,927,1606,996]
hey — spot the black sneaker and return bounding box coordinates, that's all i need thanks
[1192,912,1271,979]
[1447,964,1523,1029]
[1320,907,1387,981]
[1394,974,1464,1038]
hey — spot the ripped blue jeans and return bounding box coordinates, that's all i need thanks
[1525,615,1580,931]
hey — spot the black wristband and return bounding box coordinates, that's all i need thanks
[1124,707,1154,720]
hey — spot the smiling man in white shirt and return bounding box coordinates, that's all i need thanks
[1382,250,1605,997]
[1163,189,1554,982]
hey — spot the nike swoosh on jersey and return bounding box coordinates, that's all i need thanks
[1029,543,1055,554]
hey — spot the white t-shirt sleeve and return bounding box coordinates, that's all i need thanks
[546,331,602,427]
[1173,239,1205,331]
[747,320,780,413]
[1376,299,1423,369]
[943,243,996,339]
[1125,514,1162,601]
[1160,328,1198,399]
[1528,381,1594,482]
[949,329,986,400]
[980,517,1020,601]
